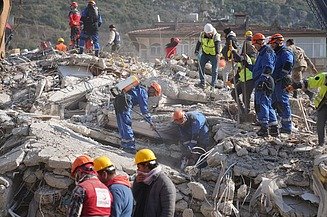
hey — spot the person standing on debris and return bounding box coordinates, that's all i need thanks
[55,38,68,52]
[79,0,102,57]
[133,149,176,217]
[290,72,327,146]
[68,155,112,217]
[94,156,133,217]
[241,30,257,60]
[172,109,209,168]
[269,34,294,134]
[244,33,278,137]
[113,81,162,153]
[286,38,318,99]
[229,53,255,116]
[107,24,121,53]
[194,23,221,90]
[165,37,180,59]
[69,2,81,49]
[221,27,240,87]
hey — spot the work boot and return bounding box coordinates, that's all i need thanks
[95,50,99,57]
[194,82,206,90]
[269,125,279,137]
[257,127,268,137]
[78,47,84,54]
[279,128,291,134]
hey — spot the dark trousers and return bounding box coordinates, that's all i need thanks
[317,104,327,146]
[231,80,254,114]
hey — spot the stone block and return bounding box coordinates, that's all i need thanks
[44,172,73,189]
[187,181,207,201]
[0,147,25,174]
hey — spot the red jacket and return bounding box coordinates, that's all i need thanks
[69,9,81,27]
[165,46,177,59]
[79,177,112,216]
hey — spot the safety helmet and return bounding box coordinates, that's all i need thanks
[71,155,94,176]
[135,149,157,165]
[252,33,265,45]
[204,23,214,34]
[94,156,114,172]
[109,24,116,29]
[218,58,226,69]
[268,33,284,45]
[174,38,180,43]
[245,30,253,37]
[150,82,162,96]
[71,2,78,7]
[88,0,96,4]
[58,38,64,43]
[172,109,186,124]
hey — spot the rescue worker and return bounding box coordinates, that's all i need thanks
[241,30,257,59]
[245,33,278,137]
[221,27,239,87]
[172,109,209,168]
[55,38,67,52]
[68,155,112,217]
[79,0,102,57]
[269,34,294,134]
[286,38,318,99]
[194,23,221,90]
[133,149,176,217]
[291,72,327,146]
[113,82,162,153]
[165,37,180,59]
[229,54,254,116]
[94,156,133,217]
[69,2,81,49]
[107,24,121,53]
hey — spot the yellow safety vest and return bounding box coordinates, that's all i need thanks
[307,72,327,108]
[237,63,252,82]
[201,32,218,56]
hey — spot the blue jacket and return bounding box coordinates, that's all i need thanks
[249,45,276,82]
[179,111,207,143]
[80,4,103,34]
[272,45,294,81]
[127,85,151,122]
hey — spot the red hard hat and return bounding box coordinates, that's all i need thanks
[71,155,94,176]
[150,82,162,96]
[218,58,226,69]
[252,33,265,45]
[172,109,185,124]
[269,33,284,44]
[71,2,78,7]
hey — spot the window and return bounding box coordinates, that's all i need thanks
[294,37,326,58]
[150,43,161,55]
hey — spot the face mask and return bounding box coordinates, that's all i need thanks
[137,170,148,176]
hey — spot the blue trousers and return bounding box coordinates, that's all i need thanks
[255,89,278,128]
[272,82,292,131]
[79,31,100,51]
[182,125,209,150]
[116,109,135,150]
[199,53,218,87]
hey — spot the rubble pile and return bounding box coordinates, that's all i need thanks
[0,52,325,216]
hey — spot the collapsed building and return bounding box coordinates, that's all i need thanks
[0,49,326,217]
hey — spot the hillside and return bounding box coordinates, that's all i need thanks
[9,0,319,51]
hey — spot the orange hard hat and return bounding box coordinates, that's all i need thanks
[172,109,185,124]
[71,155,94,176]
[269,33,284,44]
[252,33,265,45]
[150,82,162,96]
[219,58,226,69]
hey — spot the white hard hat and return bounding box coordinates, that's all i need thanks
[204,23,214,33]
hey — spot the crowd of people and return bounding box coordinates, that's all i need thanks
[54,0,121,56]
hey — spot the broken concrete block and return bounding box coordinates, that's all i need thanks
[23,168,38,184]
[182,208,194,217]
[44,172,73,189]
[0,93,11,107]
[48,155,72,169]
[0,176,13,217]
[187,182,207,201]
[200,167,220,182]
[34,185,63,204]
[207,152,226,167]
[235,144,248,156]
[0,146,25,174]
[170,172,188,185]
[175,199,188,212]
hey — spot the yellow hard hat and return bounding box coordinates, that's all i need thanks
[58,38,64,43]
[135,149,157,165]
[93,156,114,172]
[88,0,96,4]
[245,31,253,37]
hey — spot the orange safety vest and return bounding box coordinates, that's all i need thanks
[55,43,67,52]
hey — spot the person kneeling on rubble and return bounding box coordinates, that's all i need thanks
[94,156,133,217]
[68,155,113,217]
[172,109,209,169]
[113,80,162,154]
[289,72,327,146]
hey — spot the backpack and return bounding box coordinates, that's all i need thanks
[82,5,99,34]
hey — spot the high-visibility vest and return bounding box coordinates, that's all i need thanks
[201,32,219,55]
[307,72,327,108]
[237,62,253,82]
